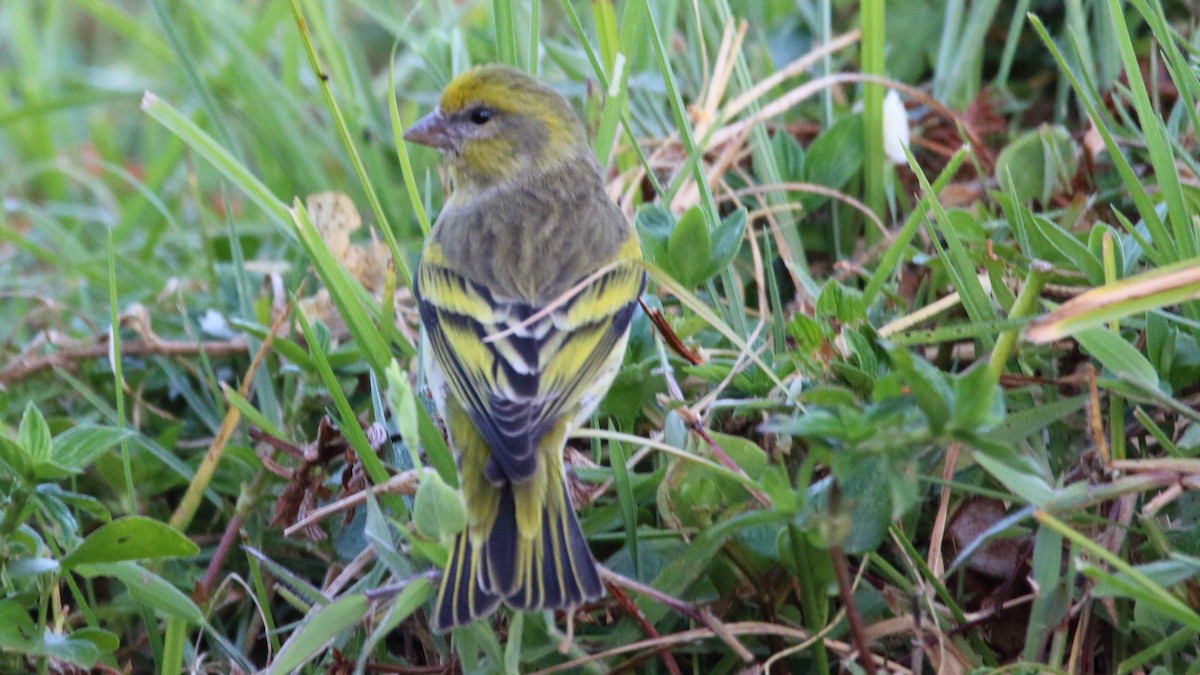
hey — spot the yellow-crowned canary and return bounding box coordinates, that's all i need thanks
[405,65,644,632]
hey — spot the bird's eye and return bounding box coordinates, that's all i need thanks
[468,107,493,125]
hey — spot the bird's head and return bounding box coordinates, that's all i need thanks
[404,65,588,189]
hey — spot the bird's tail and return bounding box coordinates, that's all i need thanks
[430,481,603,632]
[431,529,500,633]
[486,481,605,612]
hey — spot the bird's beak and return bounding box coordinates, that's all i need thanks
[403,108,456,150]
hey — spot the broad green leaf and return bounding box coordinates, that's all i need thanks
[971,448,1056,507]
[0,599,38,649]
[38,631,101,669]
[951,363,1004,432]
[709,431,767,479]
[1074,327,1160,390]
[891,350,952,432]
[634,203,673,265]
[0,437,33,482]
[802,114,865,210]
[413,470,467,540]
[60,516,199,568]
[364,492,412,576]
[987,396,1088,443]
[75,562,204,624]
[70,627,120,655]
[708,208,747,274]
[667,205,713,287]
[1093,559,1200,598]
[42,425,135,478]
[836,455,897,553]
[1027,214,1103,283]
[0,599,100,669]
[994,124,1078,205]
[18,402,51,466]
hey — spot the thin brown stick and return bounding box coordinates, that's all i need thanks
[531,620,907,675]
[600,567,754,662]
[1,337,248,385]
[831,546,877,675]
[926,443,961,577]
[606,581,683,675]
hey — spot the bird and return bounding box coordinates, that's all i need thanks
[405,64,645,632]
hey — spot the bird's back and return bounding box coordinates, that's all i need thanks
[428,151,633,304]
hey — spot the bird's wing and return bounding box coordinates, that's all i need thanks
[416,247,643,483]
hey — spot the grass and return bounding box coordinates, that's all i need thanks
[4,0,1200,673]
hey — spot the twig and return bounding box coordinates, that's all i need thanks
[283,470,419,536]
[1,337,248,385]
[605,582,683,675]
[830,546,877,675]
[600,567,754,663]
[531,621,909,675]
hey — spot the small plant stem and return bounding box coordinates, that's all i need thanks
[830,546,876,675]
[989,260,1054,379]
[1103,232,1127,462]
[789,523,830,673]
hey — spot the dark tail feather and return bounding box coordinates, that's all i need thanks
[485,483,520,596]
[489,483,604,612]
[431,532,500,633]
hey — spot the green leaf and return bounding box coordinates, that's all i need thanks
[1074,327,1160,390]
[69,627,120,655]
[413,470,468,541]
[837,455,896,553]
[39,631,101,669]
[667,206,713,287]
[43,425,135,478]
[708,431,767,479]
[708,208,747,274]
[0,598,100,669]
[891,351,952,432]
[986,396,1088,443]
[75,562,204,624]
[364,492,412,576]
[1093,559,1200,598]
[772,130,805,181]
[18,402,51,466]
[801,114,865,210]
[269,593,369,675]
[60,516,199,568]
[816,282,866,325]
[634,203,673,265]
[994,124,1078,205]
[1026,214,1103,283]
[951,363,1005,432]
[0,599,39,650]
[0,437,33,482]
[971,446,1056,507]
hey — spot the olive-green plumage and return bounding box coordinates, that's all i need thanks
[407,64,644,632]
